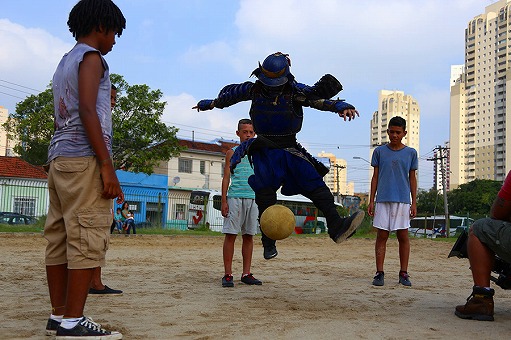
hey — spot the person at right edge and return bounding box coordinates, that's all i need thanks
[454,170,511,321]
[194,52,365,260]
[368,116,418,287]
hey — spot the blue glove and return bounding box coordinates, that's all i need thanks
[196,99,214,111]
[334,100,355,112]
[230,138,256,173]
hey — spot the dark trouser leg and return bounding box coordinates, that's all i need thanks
[303,185,342,228]
[303,185,363,243]
[255,188,278,259]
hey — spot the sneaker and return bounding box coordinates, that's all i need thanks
[372,271,384,286]
[241,273,262,285]
[89,285,123,295]
[399,271,412,287]
[329,210,365,243]
[45,317,60,336]
[455,286,495,321]
[263,244,278,260]
[56,316,122,339]
[222,274,234,287]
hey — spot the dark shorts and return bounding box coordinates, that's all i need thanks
[471,217,511,263]
[248,148,325,195]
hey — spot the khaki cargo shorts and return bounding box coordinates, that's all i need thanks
[44,156,113,269]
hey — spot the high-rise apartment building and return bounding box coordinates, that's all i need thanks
[450,0,511,189]
[317,152,354,201]
[0,106,13,156]
[370,90,420,154]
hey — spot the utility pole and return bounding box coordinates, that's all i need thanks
[427,145,450,236]
[332,164,346,204]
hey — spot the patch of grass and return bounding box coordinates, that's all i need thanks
[0,224,43,233]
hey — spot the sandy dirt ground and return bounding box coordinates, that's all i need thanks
[1,233,510,340]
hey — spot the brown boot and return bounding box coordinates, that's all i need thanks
[455,286,495,321]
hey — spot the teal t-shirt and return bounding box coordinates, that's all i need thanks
[227,146,255,199]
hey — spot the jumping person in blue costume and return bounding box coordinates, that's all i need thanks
[194,52,365,260]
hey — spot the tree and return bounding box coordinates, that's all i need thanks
[3,86,54,165]
[3,74,182,174]
[447,179,501,218]
[416,188,444,216]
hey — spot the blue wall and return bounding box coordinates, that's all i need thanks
[116,170,168,226]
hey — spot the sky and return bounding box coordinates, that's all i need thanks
[0,0,494,192]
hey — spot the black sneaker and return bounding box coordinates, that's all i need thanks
[263,244,278,260]
[399,271,412,287]
[89,285,123,295]
[329,210,365,243]
[45,317,60,336]
[372,271,384,286]
[241,273,262,285]
[56,316,122,339]
[222,274,234,287]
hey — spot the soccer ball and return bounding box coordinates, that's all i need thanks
[260,204,295,240]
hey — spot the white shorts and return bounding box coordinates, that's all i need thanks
[222,197,259,235]
[373,202,411,231]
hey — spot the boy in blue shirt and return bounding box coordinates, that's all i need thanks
[368,116,418,287]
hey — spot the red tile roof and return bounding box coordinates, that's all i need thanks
[179,139,239,154]
[0,156,47,179]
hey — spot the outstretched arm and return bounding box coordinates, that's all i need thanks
[193,82,254,111]
[306,98,359,121]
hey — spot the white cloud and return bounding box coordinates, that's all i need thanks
[162,93,248,143]
[0,19,72,111]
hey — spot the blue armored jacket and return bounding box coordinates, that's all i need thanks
[208,79,355,138]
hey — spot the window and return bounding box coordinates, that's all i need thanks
[13,197,36,216]
[178,158,192,173]
[200,160,206,175]
[175,204,186,220]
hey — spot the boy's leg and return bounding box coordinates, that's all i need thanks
[375,229,389,272]
[241,234,254,275]
[304,185,364,243]
[90,267,104,290]
[46,263,68,316]
[396,229,410,273]
[223,234,237,275]
[64,268,94,317]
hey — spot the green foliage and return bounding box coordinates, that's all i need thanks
[417,188,444,216]
[3,74,183,174]
[110,74,182,174]
[447,179,501,217]
[414,179,501,219]
[3,86,54,165]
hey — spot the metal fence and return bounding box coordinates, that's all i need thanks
[0,179,196,230]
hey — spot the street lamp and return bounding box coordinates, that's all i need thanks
[353,156,370,164]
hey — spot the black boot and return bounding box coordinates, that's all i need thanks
[256,188,278,260]
[304,186,365,243]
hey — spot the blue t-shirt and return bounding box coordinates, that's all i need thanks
[371,144,418,204]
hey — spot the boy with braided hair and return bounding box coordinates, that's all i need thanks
[44,0,125,338]
[194,52,364,260]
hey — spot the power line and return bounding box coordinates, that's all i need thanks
[0,79,44,93]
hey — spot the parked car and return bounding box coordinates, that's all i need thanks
[0,212,37,225]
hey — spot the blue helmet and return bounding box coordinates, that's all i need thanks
[252,52,292,87]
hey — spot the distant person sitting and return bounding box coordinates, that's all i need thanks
[111,207,123,234]
[121,202,136,234]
